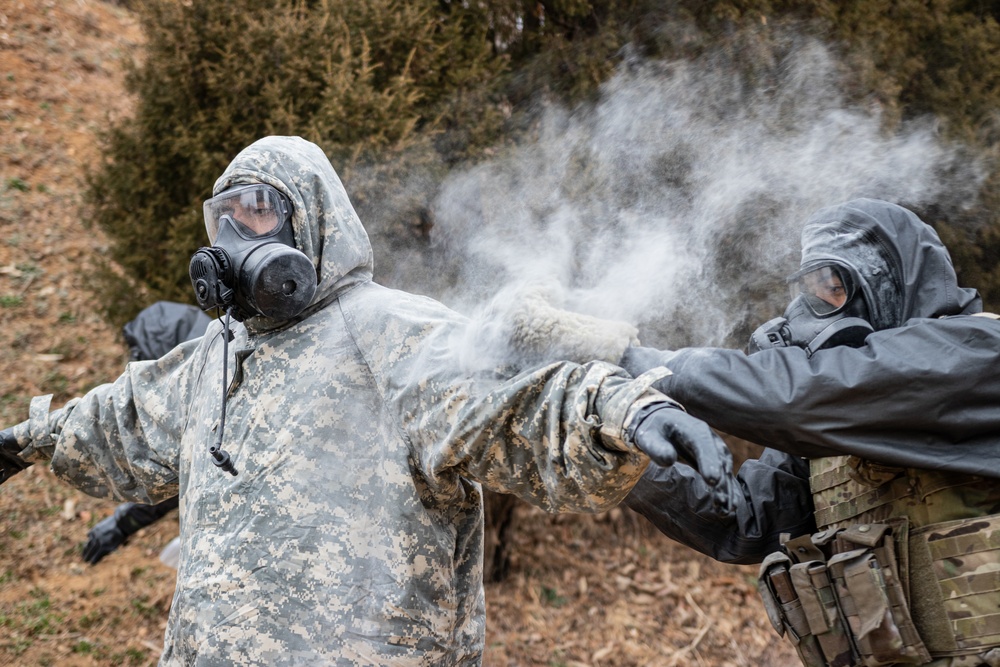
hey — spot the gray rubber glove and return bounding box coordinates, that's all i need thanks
[0,426,31,485]
[627,402,736,515]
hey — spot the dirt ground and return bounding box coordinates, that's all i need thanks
[0,1,799,665]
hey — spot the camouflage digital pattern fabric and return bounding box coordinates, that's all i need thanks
[14,136,667,666]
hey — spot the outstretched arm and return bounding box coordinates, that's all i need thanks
[0,332,211,502]
[621,316,1000,477]
[624,448,815,564]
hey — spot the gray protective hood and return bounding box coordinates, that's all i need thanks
[798,198,981,329]
[211,136,375,330]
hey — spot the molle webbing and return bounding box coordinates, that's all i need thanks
[916,515,1000,652]
[809,456,1000,659]
[810,467,914,529]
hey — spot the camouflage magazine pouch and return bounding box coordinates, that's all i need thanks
[761,524,933,667]
[827,523,930,665]
[911,513,1000,655]
[758,551,830,667]
[789,558,858,666]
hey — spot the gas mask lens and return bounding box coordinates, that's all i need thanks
[204,184,292,244]
[750,261,872,357]
[191,181,316,322]
[788,264,855,316]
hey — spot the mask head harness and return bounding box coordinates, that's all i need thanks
[748,260,875,357]
[189,183,317,323]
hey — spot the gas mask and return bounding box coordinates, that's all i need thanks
[748,262,874,357]
[189,183,317,322]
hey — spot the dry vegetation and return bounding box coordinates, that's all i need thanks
[0,1,797,664]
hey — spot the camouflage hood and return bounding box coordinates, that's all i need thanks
[212,136,374,330]
[798,198,981,330]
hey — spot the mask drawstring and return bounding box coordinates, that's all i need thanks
[210,307,239,476]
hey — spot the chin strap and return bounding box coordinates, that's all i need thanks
[209,307,238,476]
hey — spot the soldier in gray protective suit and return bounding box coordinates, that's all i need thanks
[0,135,733,665]
[622,199,1000,667]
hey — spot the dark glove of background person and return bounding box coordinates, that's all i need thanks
[82,497,180,565]
[627,402,737,517]
[0,427,31,485]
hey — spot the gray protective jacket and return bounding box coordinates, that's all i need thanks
[623,198,1000,563]
[15,136,666,665]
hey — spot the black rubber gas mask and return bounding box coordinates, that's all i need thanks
[748,262,874,357]
[189,184,317,322]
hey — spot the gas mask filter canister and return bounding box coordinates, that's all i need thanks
[189,183,317,322]
[747,262,874,357]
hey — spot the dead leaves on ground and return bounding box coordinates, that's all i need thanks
[483,505,797,666]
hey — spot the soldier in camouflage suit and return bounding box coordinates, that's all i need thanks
[0,135,734,666]
[622,199,1000,666]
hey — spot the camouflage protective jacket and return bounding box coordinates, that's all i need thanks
[15,136,663,665]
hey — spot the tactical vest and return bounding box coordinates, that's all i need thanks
[758,455,1000,667]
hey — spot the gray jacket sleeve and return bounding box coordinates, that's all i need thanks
[343,290,667,515]
[622,315,1000,478]
[14,334,209,503]
[411,360,667,514]
[624,448,815,564]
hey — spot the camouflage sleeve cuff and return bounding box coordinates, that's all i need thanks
[13,394,78,463]
[599,366,681,450]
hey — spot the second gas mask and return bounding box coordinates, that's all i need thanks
[189,184,317,322]
[748,262,874,357]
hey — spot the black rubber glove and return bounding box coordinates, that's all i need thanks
[0,427,31,485]
[82,497,179,565]
[627,402,736,515]
[82,511,130,565]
